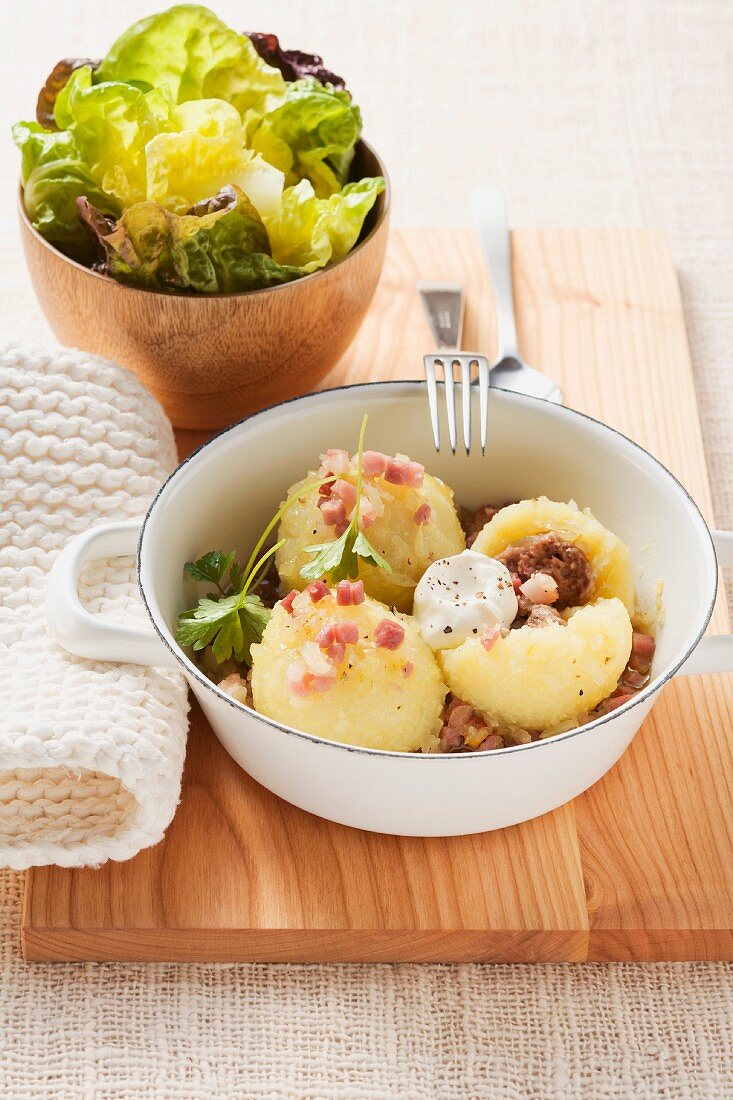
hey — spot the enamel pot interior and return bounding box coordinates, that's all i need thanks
[140,382,716,736]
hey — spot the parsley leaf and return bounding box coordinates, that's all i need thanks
[176,592,271,665]
[177,537,285,666]
[300,525,390,583]
[352,529,390,573]
[184,550,236,591]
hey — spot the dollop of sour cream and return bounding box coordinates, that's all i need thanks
[413,549,518,650]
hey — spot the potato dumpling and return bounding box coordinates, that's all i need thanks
[275,455,465,611]
[472,497,635,614]
[439,597,633,730]
[250,587,447,752]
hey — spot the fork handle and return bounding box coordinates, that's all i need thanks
[471,185,520,361]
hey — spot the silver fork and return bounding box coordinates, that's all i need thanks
[471,184,564,404]
[419,283,491,454]
[421,187,563,456]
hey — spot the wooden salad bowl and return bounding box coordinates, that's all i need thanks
[19,140,390,430]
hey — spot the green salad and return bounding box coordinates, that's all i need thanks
[13,5,385,293]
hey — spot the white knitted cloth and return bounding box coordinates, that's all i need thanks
[0,344,189,869]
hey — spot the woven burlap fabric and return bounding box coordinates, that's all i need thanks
[1,876,732,1099]
[1,0,732,1096]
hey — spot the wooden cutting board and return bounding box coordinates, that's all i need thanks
[22,228,733,963]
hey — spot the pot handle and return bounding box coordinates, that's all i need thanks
[46,520,179,670]
[677,530,733,676]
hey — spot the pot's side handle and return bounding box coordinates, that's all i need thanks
[46,520,179,670]
[677,530,733,676]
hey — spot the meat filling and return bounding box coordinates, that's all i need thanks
[460,505,499,548]
[525,604,566,629]
[496,533,593,610]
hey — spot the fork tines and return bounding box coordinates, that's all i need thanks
[424,353,490,454]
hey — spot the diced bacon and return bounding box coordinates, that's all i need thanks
[318,480,333,500]
[307,580,329,603]
[629,632,656,674]
[319,497,347,529]
[310,675,337,693]
[336,579,365,605]
[286,660,312,697]
[597,693,635,715]
[315,626,344,664]
[519,571,559,605]
[510,573,522,595]
[319,448,350,476]
[413,503,432,525]
[631,632,656,660]
[405,461,425,488]
[332,478,357,510]
[361,450,388,477]
[334,620,359,645]
[287,651,338,696]
[477,733,504,751]
[373,618,405,650]
[316,620,358,662]
[325,642,347,664]
[480,625,501,652]
[464,723,492,749]
[384,457,410,485]
[362,483,384,513]
[316,625,336,649]
[441,695,500,752]
[446,704,474,732]
[280,589,299,615]
[444,697,471,723]
[439,726,464,752]
[316,620,358,653]
[402,661,414,678]
[621,668,647,690]
[358,498,377,529]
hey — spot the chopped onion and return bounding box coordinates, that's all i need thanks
[519,571,558,605]
[301,641,337,678]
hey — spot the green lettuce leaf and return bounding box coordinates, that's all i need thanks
[13,121,120,261]
[265,177,384,271]
[251,78,362,197]
[96,5,286,116]
[55,66,174,208]
[77,184,301,293]
[146,98,283,217]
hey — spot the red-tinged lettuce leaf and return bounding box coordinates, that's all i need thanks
[246,32,346,91]
[35,57,100,129]
[76,184,302,293]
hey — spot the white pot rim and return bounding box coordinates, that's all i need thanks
[137,380,718,761]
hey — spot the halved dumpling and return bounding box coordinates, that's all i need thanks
[472,497,635,614]
[439,597,633,730]
[251,587,446,752]
[276,460,465,611]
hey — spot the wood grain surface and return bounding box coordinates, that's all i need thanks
[23,227,733,963]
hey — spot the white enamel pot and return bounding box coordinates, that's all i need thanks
[46,383,733,836]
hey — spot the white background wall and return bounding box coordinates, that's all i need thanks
[3,1,730,529]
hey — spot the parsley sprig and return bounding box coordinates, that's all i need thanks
[175,542,282,666]
[300,414,392,584]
